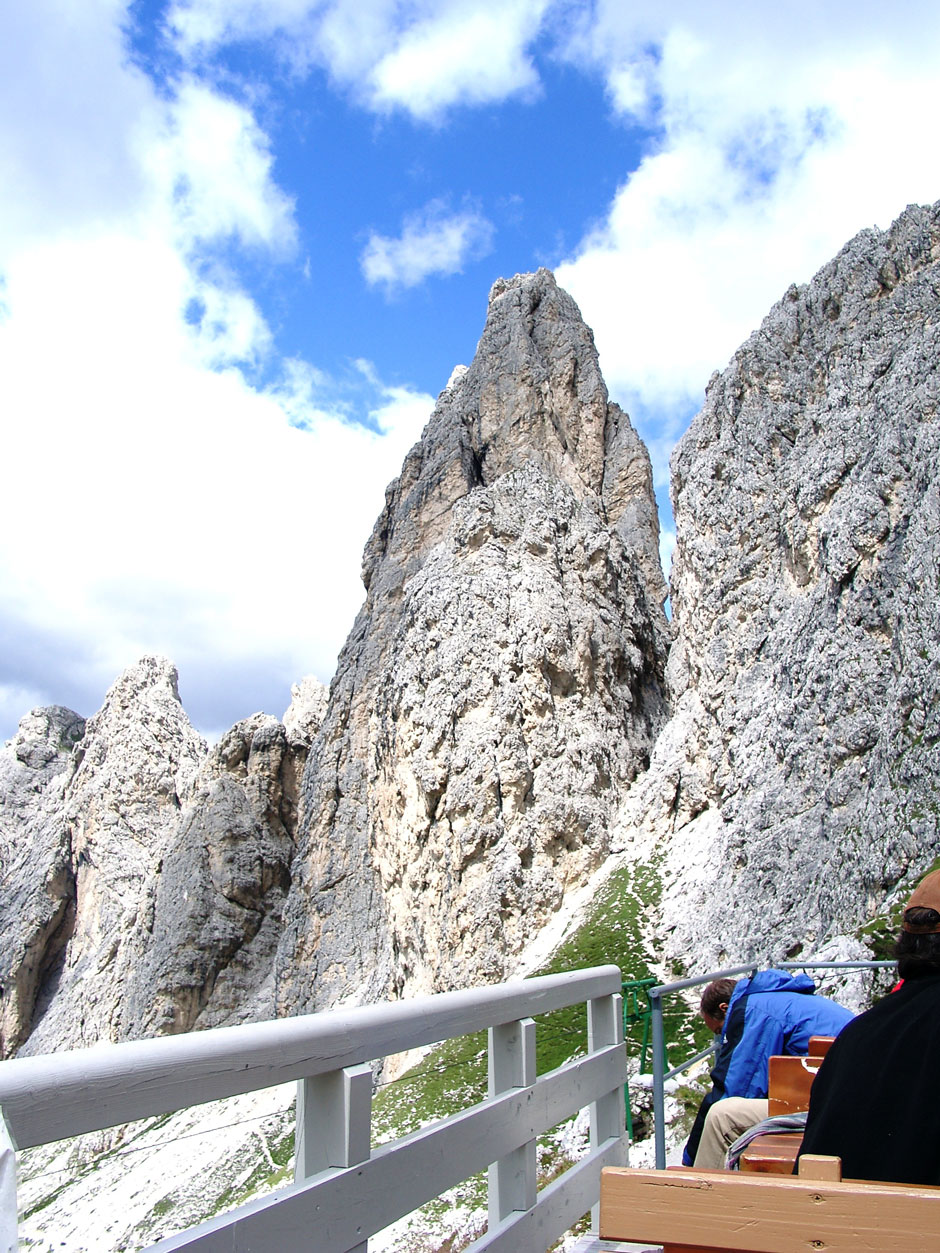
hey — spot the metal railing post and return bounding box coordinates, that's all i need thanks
[650,990,667,1170]
[487,1017,537,1230]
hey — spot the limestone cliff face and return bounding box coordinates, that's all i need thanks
[276,269,670,1013]
[0,707,85,1056]
[630,202,940,965]
[2,663,328,1055]
[20,658,207,1053]
[122,713,301,1037]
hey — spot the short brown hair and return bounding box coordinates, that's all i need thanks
[700,978,737,1018]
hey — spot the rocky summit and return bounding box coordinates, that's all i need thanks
[275,268,671,1015]
[2,206,940,1067]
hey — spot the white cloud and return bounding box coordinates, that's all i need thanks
[163,0,940,481]
[366,1,547,118]
[0,216,433,723]
[553,4,940,483]
[0,0,152,250]
[144,79,297,255]
[6,0,940,742]
[0,0,433,740]
[168,0,553,120]
[361,200,495,291]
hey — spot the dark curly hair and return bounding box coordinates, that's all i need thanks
[895,907,940,979]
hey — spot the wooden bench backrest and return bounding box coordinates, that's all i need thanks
[599,1166,940,1253]
[767,1053,823,1115]
[808,1034,835,1058]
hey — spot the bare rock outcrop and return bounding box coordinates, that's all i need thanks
[10,199,940,1065]
[123,711,309,1036]
[20,657,207,1053]
[632,201,940,965]
[0,707,85,1055]
[276,269,670,1013]
[5,663,330,1054]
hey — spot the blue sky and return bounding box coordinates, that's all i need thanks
[3,0,940,742]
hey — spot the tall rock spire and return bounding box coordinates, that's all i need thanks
[276,268,670,1013]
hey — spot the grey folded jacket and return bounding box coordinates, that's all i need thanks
[726,1110,809,1169]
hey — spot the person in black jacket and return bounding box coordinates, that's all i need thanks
[797,869,940,1185]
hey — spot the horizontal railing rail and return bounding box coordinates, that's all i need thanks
[0,964,628,1253]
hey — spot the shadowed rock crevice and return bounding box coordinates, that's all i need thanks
[0,705,83,1056]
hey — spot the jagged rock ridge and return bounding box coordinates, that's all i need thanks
[1,661,328,1056]
[4,204,940,1066]
[6,200,940,1253]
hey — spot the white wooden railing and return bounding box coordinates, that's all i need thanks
[0,965,627,1252]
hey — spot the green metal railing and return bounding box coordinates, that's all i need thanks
[620,976,658,1139]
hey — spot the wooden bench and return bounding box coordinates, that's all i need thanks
[807,1034,835,1058]
[599,1158,940,1252]
[738,1036,835,1174]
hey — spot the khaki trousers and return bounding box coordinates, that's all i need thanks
[693,1097,769,1169]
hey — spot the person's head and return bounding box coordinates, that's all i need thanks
[700,978,737,1034]
[895,870,940,980]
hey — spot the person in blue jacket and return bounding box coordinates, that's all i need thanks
[683,969,854,1168]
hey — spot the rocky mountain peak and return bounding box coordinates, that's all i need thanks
[282,675,329,748]
[10,705,85,771]
[3,655,331,1055]
[17,656,207,1053]
[5,204,940,1076]
[276,268,670,1015]
[362,267,666,611]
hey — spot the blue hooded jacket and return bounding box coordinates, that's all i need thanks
[683,970,854,1164]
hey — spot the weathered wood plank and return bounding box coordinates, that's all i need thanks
[0,1111,15,1253]
[150,1045,626,1251]
[0,965,621,1149]
[469,1135,629,1253]
[488,1017,537,1225]
[766,1054,820,1115]
[738,1131,803,1175]
[599,1168,940,1252]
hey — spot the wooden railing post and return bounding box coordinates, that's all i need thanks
[588,992,625,1229]
[0,1108,16,1253]
[487,1017,537,1229]
[295,1062,373,1251]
